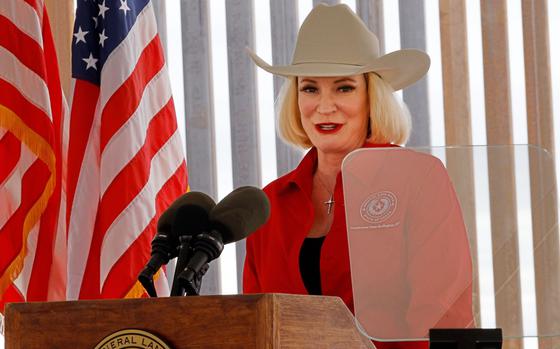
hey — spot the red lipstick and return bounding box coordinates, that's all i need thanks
[315,123,342,134]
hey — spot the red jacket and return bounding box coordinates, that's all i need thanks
[243,144,473,349]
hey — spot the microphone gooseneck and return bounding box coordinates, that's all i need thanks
[177,230,224,295]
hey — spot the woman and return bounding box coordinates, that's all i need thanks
[244,4,473,348]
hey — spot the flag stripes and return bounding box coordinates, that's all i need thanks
[100,38,164,152]
[66,81,98,213]
[0,1,66,312]
[0,107,56,298]
[0,16,45,77]
[99,98,177,234]
[0,159,49,266]
[0,79,53,140]
[13,224,40,299]
[0,132,22,187]
[22,0,44,20]
[0,140,36,231]
[67,0,187,300]
[0,0,44,49]
[0,48,52,122]
[66,93,100,298]
[102,163,187,298]
[99,131,185,287]
[99,60,171,196]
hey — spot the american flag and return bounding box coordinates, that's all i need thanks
[0,1,67,313]
[67,0,187,299]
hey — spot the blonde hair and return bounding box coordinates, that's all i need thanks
[277,72,411,148]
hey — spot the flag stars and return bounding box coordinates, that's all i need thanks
[92,16,99,28]
[99,29,108,47]
[98,0,109,19]
[119,0,130,15]
[83,53,98,70]
[74,26,88,44]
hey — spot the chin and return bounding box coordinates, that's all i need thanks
[314,143,353,155]
[314,137,366,155]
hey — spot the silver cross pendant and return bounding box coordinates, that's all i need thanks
[324,196,335,215]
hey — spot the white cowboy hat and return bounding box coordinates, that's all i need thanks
[247,3,430,91]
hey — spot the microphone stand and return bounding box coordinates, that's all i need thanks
[170,235,194,296]
[174,231,223,296]
[138,234,174,297]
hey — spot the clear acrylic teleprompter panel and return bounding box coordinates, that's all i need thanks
[341,145,560,342]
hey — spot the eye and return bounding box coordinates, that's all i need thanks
[299,85,318,94]
[338,85,355,93]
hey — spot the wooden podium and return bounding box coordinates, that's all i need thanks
[4,293,373,348]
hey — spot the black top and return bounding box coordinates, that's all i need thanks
[299,236,326,295]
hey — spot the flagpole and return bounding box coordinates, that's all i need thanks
[45,0,74,98]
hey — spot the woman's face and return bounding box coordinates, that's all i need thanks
[297,74,369,155]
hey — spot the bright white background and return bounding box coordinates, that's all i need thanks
[2,0,560,347]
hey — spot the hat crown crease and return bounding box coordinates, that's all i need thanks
[291,4,380,66]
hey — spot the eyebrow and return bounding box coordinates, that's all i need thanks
[299,78,357,84]
[299,78,316,84]
[334,78,357,83]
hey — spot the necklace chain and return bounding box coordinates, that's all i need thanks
[315,172,335,215]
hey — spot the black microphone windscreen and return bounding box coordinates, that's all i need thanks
[209,186,270,244]
[172,191,216,238]
[155,193,194,249]
[156,199,182,233]
[157,192,212,232]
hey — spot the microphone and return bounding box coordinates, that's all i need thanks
[170,192,216,296]
[208,186,271,243]
[171,192,216,239]
[176,186,270,295]
[138,191,215,297]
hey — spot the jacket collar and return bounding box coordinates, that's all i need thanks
[278,142,399,195]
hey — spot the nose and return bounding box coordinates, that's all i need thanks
[316,92,337,115]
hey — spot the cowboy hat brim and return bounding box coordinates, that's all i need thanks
[247,48,430,91]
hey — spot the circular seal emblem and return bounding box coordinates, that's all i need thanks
[94,329,172,349]
[360,191,397,224]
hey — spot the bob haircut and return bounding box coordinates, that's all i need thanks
[276,72,411,148]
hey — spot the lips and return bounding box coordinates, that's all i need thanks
[315,123,342,134]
